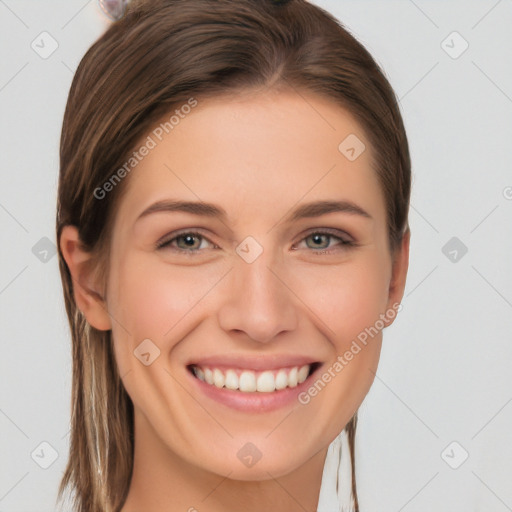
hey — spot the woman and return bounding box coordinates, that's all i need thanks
[56,0,411,510]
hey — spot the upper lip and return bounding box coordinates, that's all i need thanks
[188,354,320,371]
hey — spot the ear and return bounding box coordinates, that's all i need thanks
[59,225,112,331]
[385,228,410,326]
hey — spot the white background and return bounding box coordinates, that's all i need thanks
[0,1,511,511]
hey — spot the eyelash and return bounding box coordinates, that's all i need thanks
[155,228,356,255]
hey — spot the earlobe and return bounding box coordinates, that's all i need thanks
[59,225,112,331]
[385,229,411,325]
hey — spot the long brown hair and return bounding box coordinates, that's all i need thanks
[56,1,411,510]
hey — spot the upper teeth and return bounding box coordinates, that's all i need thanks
[192,365,311,393]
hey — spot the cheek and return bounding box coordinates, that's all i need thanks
[107,254,231,405]
[290,254,389,417]
[108,252,229,343]
[293,254,390,344]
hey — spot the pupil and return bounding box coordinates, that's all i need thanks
[179,235,198,248]
[309,234,328,249]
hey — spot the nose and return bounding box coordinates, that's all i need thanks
[217,250,299,344]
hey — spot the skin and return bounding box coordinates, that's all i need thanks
[60,87,410,512]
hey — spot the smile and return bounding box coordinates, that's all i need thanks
[186,356,322,412]
[190,364,316,393]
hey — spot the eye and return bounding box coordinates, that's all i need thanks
[156,228,356,255]
[156,231,217,254]
[293,229,356,253]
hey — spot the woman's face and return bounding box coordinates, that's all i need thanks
[99,89,408,479]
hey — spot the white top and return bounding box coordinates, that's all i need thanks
[316,429,355,512]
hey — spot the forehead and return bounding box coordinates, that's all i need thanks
[114,89,385,228]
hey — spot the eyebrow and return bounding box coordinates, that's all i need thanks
[136,199,228,222]
[284,200,373,223]
[135,199,373,223]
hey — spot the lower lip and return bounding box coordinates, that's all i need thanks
[186,364,321,413]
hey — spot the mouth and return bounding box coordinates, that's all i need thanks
[187,362,321,393]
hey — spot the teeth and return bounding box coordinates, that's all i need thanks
[297,364,309,383]
[275,369,288,390]
[213,368,224,388]
[204,368,213,385]
[192,364,312,392]
[224,369,238,390]
[288,367,298,387]
[239,371,257,392]
[256,371,274,392]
